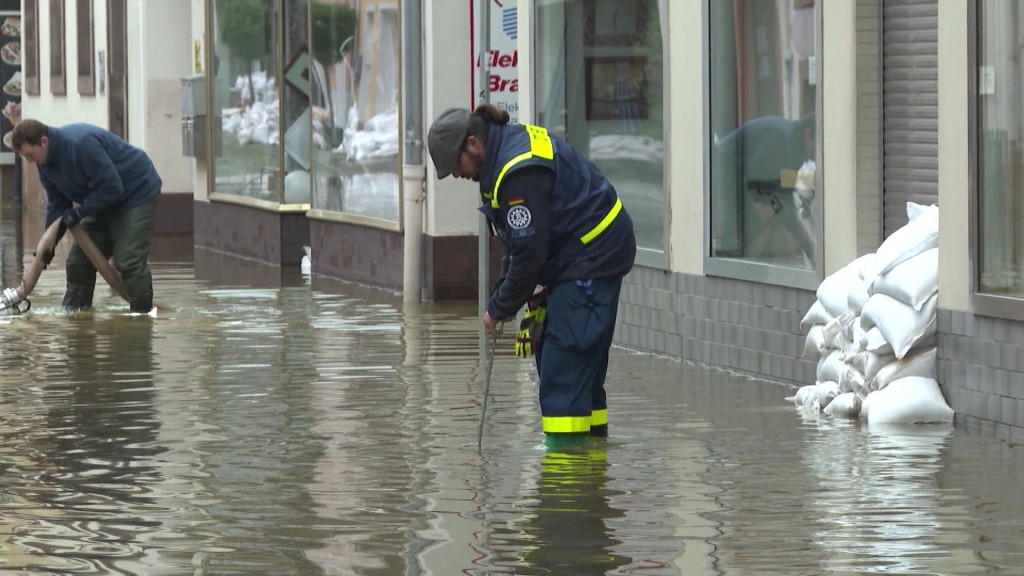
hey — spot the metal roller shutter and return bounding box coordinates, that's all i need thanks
[882,0,939,237]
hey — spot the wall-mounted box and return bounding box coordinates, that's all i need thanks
[181,74,206,116]
[182,114,222,159]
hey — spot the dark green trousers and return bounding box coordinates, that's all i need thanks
[63,197,158,312]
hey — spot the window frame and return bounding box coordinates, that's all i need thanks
[76,0,94,95]
[529,0,670,269]
[701,0,824,291]
[967,0,1024,321]
[24,0,40,95]
[49,0,66,95]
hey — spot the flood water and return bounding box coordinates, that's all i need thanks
[1,233,1023,575]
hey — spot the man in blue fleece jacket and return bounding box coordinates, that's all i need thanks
[12,119,163,313]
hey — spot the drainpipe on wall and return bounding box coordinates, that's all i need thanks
[477,0,491,319]
[402,0,425,303]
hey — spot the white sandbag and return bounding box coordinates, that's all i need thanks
[821,316,843,351]
[871,347,937,391]
[817,350,846,384]
[906,201,930,222]
[847,349,897,384]
[854,252,880,282]
[839,365,869,398]
[800,300,831,331]
[848,279,870,315]
[860,292,938,359]
[816,263,859,318]
[834,325,866,356]
[804,325,827,359]
[837,312,858,341]
[824,392,862,418]
[846,254,880,314]
[859,391,873,420]
[791,384,814,406]
[791,381,840,411]
[870,247,938,310]
[864,376,953,425]
[831,313,865,356]
[862,327,894,356]
[874,204,939,276]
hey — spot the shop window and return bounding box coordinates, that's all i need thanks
[707,0,820,284]
[309,0,400,222]
[534,0,666,254]
[209,0,399,220]
[49,0,65,95]
[975,1,1024,308]
[210,0,280,201]
[76,0,93,95]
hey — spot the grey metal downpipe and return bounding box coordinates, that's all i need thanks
[477,0,491,320]
[402,0,425,302]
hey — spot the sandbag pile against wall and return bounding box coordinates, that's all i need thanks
[790,204,952,424]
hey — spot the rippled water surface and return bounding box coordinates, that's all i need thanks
[1,235,1023,575]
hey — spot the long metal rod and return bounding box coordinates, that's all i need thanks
[477,332,498,454]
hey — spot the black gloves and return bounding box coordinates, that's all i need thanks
[61,207,85,228]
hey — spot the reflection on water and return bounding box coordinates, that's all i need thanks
[0,244,1023,574]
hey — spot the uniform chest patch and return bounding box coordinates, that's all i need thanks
[506,205,532,230]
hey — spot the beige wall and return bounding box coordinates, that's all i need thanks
[22,1,194,196]
[423,0,480,237]
[667,0,704,275]
[132,1,194,196]
[24,0,109,127]
[937,1,971,312]
[821,0,861,274]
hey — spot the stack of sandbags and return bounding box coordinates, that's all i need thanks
[790,204,952,425]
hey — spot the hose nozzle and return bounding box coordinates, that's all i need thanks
[0,287,30,315]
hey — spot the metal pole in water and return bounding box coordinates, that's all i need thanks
[477,332,498,454]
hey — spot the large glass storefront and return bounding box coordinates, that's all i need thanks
[708,0,820,277]
[976,0,1024,300]
[210,0,280,201]
[533,0,666,254]
[208,0,400,223]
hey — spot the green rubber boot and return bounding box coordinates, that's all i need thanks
[544,432,589,451]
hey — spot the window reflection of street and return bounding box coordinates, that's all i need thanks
[709,0,819,271]
[9,316,161,573]
[535,0,666,253]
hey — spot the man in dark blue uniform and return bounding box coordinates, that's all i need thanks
[427,104,636,448]
[13,119,163,313]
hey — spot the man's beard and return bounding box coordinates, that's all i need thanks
[466,148,485,182]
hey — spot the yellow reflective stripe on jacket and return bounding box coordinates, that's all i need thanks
[590,408,608,427]
[490,124,555,209]
[580,198,622,245]
[542,415,592,434]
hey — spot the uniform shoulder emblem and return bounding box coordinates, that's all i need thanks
[506,205,532,230]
